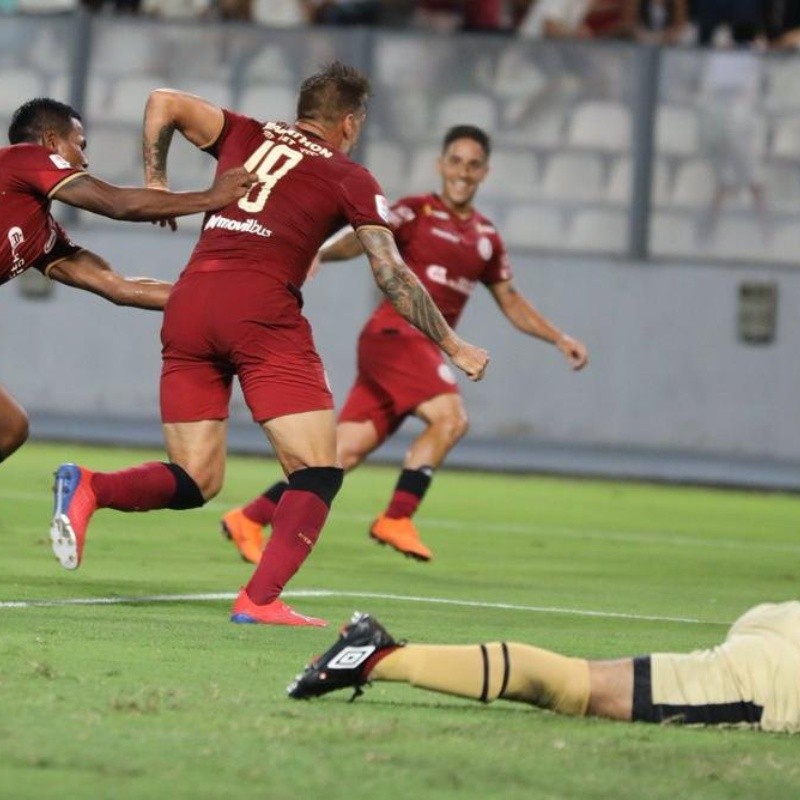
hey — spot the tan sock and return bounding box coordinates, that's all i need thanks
[371,642,590,716]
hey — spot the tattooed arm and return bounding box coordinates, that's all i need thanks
[139,89,253,229]
[356,225,489,381]
[142,89,226,189]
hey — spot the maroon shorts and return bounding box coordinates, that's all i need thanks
[338,330,459,441]
[160,271,333,423]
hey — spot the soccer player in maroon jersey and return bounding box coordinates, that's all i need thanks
[51,63,489,627]
[0,97,255,465]
[222,125,588,564]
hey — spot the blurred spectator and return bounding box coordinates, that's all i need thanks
[696,41,768,244]
[583,0,637,38]
[302,0,381,24]
[693,0,766,46]
[765,0,800,48]
[413,0,463,30]
[80,0,140,12]
[633,0,690,43]
[517,0,597,38]
[140,0,207,16]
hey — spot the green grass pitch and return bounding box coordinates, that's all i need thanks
[1,442,799,799]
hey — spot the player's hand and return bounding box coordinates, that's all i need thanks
[209,167,258,208]
[449,340,489,382]
[146,182,179,232]
[556,334,588,370]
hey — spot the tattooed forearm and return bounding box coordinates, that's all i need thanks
[143,125,175,185]
[358,227,451,346]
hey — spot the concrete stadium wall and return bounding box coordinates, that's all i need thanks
[2,222,797,464]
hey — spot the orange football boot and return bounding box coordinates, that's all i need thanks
[230,587,328,627]
[221,507,265,564]
[369,515,433,562]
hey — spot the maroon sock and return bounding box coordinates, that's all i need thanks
[241,481,288,526]
[245,489,330,604]
[91,462,180,511]
[384,467,433,519]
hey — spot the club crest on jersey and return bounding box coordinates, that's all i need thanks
[49,154,72,170]
[478,236,493,261]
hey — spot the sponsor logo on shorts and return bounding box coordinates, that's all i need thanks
[204,214,272,238]
[438,363,457,384]
[478,236,493,261]
[426,264,476,297]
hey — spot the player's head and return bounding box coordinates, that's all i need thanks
[438,125,491,213]
[296,61,370,154]
[8,98,88,169]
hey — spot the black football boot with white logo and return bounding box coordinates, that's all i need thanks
[287,612,400,701]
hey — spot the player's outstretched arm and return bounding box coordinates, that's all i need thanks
[489,279,588,370]
[357,225,489,381]
[52,169,255,224]
[47,250,171,310]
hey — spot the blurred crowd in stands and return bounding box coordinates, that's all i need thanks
[0,0,797,50]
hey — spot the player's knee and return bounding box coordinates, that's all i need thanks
[163,462,213,509]
[288,465,344,507]
[337,442,366,472]
[0,408,29,460]
[433,412,469,445]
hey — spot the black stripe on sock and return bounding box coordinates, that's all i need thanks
[163,462,205,510]
[632,655,764,726]
[263,481,288,505]
[395,467,433,499]
[288,466,344,507]
[479,644,490,703]
[499,642,510,699]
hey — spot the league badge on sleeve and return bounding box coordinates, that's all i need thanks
[49,154,73,170]
[375,194,390,223]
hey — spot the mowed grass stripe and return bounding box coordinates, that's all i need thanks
[5,487,799,554]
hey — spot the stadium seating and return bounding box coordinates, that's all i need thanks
[540,152,605,201]
[482,150,539,200]
[606,155,671,206]
[566,100,632,153]
[655,105,699,156]
[568,209,627,253]
[0,68,45,115]
[502,205,564,250]
[237,84,295,121]
[364,140,408,198]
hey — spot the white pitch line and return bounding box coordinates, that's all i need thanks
[0,588,728,625]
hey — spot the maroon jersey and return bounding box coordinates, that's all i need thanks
[366,193,511,334]
[185,111,389,288]
[0,143,84,286]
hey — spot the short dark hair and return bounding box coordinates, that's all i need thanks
[8,97,81,145]
[442,125,491,159]
[296,61,370,126]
